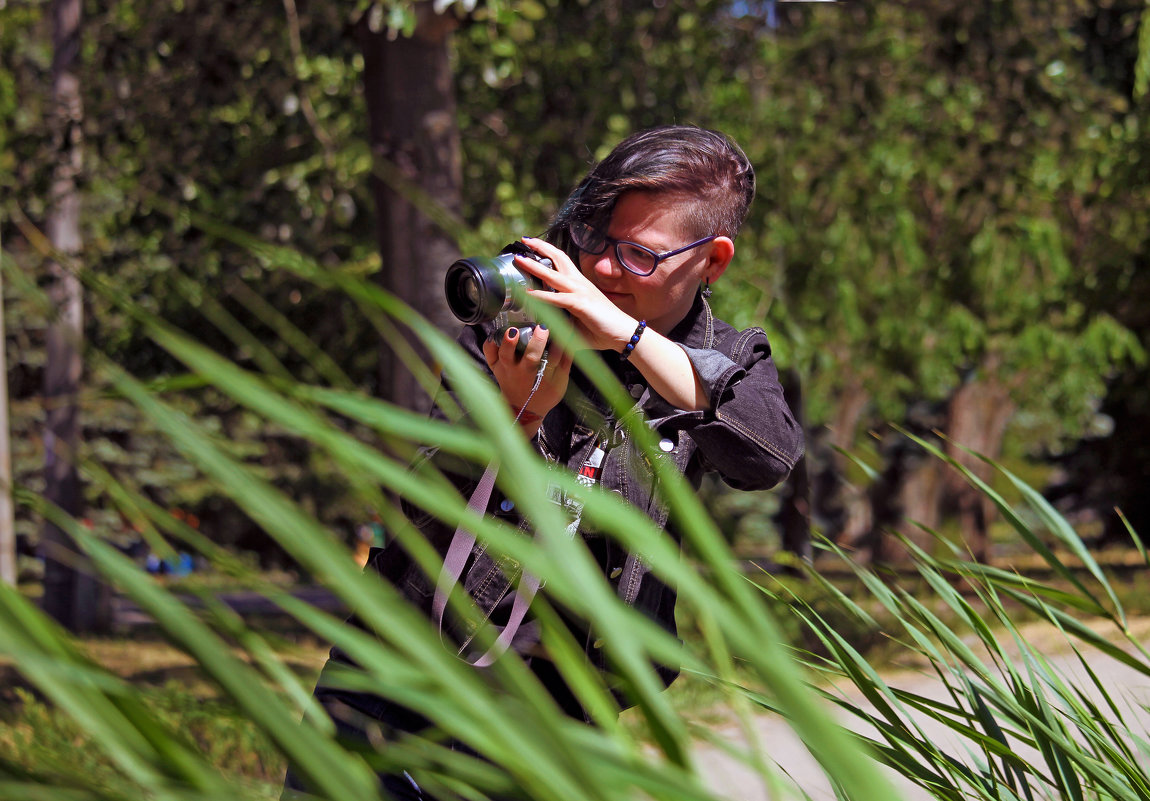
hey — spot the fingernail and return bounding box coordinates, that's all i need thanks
[507,328,518,339]
[538,324,548,331]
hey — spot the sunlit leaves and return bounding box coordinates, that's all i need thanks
[706,3,1147,453]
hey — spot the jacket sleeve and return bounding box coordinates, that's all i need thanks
[675,328,804,491]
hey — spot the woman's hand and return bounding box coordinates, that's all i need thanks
[481,323,572,433]
[513,236,636,352]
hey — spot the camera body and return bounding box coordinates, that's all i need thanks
[444,241,554,351]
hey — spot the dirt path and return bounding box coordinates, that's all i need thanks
[694,619,1150,800]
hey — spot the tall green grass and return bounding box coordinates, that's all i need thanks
[755,435,1150,801]
[4,220,1149,800]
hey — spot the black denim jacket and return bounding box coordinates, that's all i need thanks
[371,292,803,678]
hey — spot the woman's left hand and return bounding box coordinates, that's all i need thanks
[513,237,636,353]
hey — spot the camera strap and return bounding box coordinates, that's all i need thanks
[433,461,535,668]
[433,358,551,668]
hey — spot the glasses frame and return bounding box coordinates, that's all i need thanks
[569,222,718,277]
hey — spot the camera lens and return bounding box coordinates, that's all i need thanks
[462,278,480,308]
[444,244,550,325]
[445,256,511,324]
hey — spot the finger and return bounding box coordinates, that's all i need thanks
[513,254,575,293]
[554,347,574,380]
[525,286,574,308]
[521,236,576,273]
[498,325,524,361]
[482,337,499,368]
[520,324,549,363]
[557,342,574,368]
[543,340,572,373]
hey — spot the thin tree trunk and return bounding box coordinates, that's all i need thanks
[356,2,462,414]
[40,0,107,631]
[942,371,1015,562]
[865,402,948,567]
[884,452,944,565]
[816,380,871,549]
[775,368,811,563]
[0,256,15,585]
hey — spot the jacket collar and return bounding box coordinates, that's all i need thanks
[664,290,715,350]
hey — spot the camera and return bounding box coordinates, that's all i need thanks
[444,241,553,351]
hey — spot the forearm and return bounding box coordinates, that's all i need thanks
[623,328,710,412]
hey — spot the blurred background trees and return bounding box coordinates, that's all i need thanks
[2,0,1148,612]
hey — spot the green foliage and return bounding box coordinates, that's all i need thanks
[1,684,284,795]
[5,256,1150,798]
[452,0,762,233]
[6,0,1150,558]
[761,452,1150,800]
[448,3,1150,550]
[1,206,901,797]
[709,3,1147,445]
[1,0,390,559]
[4,3,1150,793]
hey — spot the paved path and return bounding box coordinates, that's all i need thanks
[695,620,1150,800]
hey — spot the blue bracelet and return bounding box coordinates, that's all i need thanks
[620,320,647,360]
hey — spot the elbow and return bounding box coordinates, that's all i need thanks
[726,453,799,491]
[719,435,804,491]
[696,416,805,491]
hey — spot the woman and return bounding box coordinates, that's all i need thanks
[286,125,804,800]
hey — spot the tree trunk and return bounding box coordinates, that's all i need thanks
[40,0,108,631]
[861,428,941,566]
[863,400,948,567]
[774,368,811,563]
[356,2,463,414]
[815,380,871,549]
[942,372,1015,562]
[883,452,944,565]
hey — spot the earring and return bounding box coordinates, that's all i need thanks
[702,278,712,299]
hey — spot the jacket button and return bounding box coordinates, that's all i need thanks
[609,567,622,579]
[630,385,644,399]
[499,499,515,512]
[658,437,675,452]
[592,638,604,649]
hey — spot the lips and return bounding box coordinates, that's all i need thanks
[601,292,634,310]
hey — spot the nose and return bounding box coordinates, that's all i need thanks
[588,248,623,279]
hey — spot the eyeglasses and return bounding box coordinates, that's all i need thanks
[568,221,717,277]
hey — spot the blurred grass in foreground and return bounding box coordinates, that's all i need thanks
[3,218,1149,800]
[1,225,894,801]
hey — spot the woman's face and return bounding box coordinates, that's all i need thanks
[577,191,733,334]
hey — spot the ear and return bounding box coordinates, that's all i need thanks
[703,236,735,284]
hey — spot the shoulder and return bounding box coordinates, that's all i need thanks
[709,316,773,365]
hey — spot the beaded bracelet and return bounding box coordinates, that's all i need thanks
[620,320,647,361]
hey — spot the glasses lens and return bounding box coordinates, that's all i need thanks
[617,243,657,275]
[570,222,606,254]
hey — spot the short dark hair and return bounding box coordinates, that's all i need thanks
[548,125,756,244]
